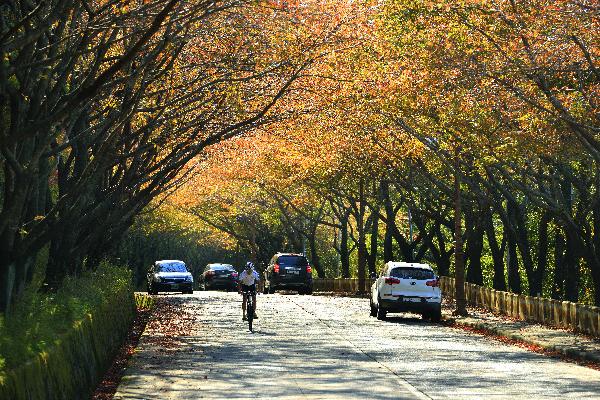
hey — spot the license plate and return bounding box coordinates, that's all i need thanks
[405,297,421,303]
[288,270,299,275]
[170,283,179,288]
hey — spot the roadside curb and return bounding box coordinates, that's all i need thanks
[441,314,600,366]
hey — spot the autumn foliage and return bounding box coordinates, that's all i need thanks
[159,0,600,305]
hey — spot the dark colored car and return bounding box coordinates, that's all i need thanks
[201,263,239,291]
[147,260,194,295]
[264,253,312,294]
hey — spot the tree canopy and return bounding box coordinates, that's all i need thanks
[2,0,598,311]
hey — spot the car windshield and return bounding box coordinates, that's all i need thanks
[158,262,187,273]
[278,256,308,266]
[390,267,434,280]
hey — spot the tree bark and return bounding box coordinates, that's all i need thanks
[340,212,350,278]
[465,209,484,285]
[552,229,566,300]
[357,179,367,292]
[368,205,379,276]
[506,201,522,294]
[454,155,467,316]
[484,208,506,291]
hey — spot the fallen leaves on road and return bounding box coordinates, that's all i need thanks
[91,303,152,400]
[144,297,198,352]
[91,295,200,399]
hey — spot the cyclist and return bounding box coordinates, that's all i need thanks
[239,261,260,321]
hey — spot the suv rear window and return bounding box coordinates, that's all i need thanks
[390,267,434,280]
[277,255,308,266]
[211,265,234,271]
[212,266,235,275]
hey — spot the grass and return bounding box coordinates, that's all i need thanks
[0,262,132,376]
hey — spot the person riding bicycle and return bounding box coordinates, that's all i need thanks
[239,261,260,321]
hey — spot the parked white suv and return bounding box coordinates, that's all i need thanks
[370,262,442,322]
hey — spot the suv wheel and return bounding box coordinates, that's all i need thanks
[298,288,305,295]
[150,285,158,295]
[376,304,387,320]
[305,287,313,295]
[370,300,377,317]
[430,308,442,323]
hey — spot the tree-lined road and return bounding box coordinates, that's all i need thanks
[115,293,600,399]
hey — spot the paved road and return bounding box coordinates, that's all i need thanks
[115,292,600,399]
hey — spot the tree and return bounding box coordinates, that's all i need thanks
[0,0,330,312]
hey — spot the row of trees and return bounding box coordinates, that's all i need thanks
[0,0,356,312]
[170,0,600,305]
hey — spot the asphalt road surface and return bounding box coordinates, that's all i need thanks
[115,292,600,399]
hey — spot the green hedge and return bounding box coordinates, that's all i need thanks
[0,263,136,400]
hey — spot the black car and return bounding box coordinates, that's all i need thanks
[147,260,194,295]
[201,263,239,291]
[264,253,312,294]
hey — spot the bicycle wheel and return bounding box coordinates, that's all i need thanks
[247,297,254,332]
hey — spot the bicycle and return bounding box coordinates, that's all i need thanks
[241,286,256,332]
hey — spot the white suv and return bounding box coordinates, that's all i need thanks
[370,262,442,322]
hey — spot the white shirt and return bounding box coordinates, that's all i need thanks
[239,269,260,286]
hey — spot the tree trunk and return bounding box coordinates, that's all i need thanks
[308,228,323,278]
[454,157,467,316]
[552,228,566,300]
[0,262,16,314]
[563,228,580,302]
[368,206,379,276]
[380,180,395,262]
[357,179,367,292]
[506,201,522,294]
[532,212,551,297]
[591,206,600,306]
[511,202,538,296]
[437,229,452,276]
[340,212,350,278]
[484,208,506,291]
[465,209,484,285]
[384,220,394,262]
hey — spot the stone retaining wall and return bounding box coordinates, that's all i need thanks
[0,288,138,400]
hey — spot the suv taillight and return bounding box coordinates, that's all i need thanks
[274,264,280,273]
[384,277,400,285]
[306,265,312,274]
[426,279,439,287]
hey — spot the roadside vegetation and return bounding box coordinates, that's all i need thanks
[0,262,131,376]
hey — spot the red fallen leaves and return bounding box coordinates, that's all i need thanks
[92,296,198,399]
[91,304,153,400]
[143,298,197,352]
